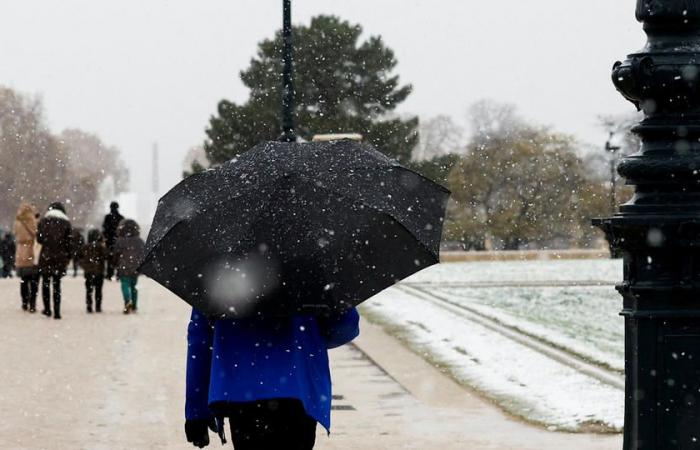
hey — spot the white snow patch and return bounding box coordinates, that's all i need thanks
[364,273,624,431]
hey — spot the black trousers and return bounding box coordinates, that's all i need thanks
[41,274,62,314]
[20,274,38,308]
[106,244,116,279]
[220,399,317,450]
[85,273,103,309]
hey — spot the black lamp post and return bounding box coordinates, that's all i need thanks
[595,1,700,448]
[280,0,296,142]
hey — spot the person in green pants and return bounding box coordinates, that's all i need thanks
[113,219,145,314]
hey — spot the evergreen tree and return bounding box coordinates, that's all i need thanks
[202,15,417,168]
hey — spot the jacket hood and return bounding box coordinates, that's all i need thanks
[44,208,70,222]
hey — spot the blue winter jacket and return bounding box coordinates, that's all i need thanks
[185,308,360,431]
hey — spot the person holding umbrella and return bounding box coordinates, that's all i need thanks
[140,140,449,449]
[145,6,447,446]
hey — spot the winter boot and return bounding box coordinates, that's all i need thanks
[21,302,28,311]
[53,300,61,320]
[42,297,51,317]
[87,304,93,313]
[95,302,102,313]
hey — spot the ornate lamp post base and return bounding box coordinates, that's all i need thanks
[595,1,700,448]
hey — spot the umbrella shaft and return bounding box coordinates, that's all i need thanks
[281,0,296,142]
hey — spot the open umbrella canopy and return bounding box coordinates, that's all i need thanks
[139,140,450,319]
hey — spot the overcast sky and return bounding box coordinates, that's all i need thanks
[0,0,644,200]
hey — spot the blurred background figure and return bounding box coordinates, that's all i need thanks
[102,202,124,280]
[0,232,16,278]
[38,202,72,320]
[13,202,38,312]
[80,229,107,313]
[70,227,85,277]
[113,219,144,314]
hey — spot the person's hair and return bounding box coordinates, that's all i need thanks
[87,229,102,243]
[110,201,119,211]
[48,202,66,213]
[16,202,35,221]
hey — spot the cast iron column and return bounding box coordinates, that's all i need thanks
[595,1,700,448]
[280,0,296,142]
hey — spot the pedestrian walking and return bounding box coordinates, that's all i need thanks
[37,202,72,319]
[13,202,39,312]
[69,227,85,277]
[140,141,447,449]
[0,232,16,278]
[185,309,359,449]
[113,219,144,314]
[80,229,107,313]
[102,202,123,280]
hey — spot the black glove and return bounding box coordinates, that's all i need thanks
[185,418,217,448]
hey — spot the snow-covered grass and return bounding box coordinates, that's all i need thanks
[404,258,622,284]
[431,285,624,371]
[407,259,625,370]
[362,259,625,433]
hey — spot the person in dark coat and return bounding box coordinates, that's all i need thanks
[102,202,124,280]
[69,227,85,277]
[80,229,107,313]
[0,233,6,277]
[0,233,16,278]
[37,202,72,319]
[113,219,145,314]
[185,309,360,449]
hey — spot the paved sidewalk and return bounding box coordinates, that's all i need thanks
[0,278,621,449]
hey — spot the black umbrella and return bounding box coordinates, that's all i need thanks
[139,139,449,319]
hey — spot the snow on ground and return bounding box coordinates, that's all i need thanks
[407,259,625,370]
[404,258,622,284]
[430,285,624,371]
[363,259,625,432]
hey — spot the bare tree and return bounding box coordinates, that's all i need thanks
[445,100,610,250]
[0,86,129,230]
[412,115,465,161]
[57,129,129,226]
[467,99,526,148]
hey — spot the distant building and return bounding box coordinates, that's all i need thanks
[312,133,363,142]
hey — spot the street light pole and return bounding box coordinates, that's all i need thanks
[280,0,296,143]
[595,1,700,448]
[605,132,621,215]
